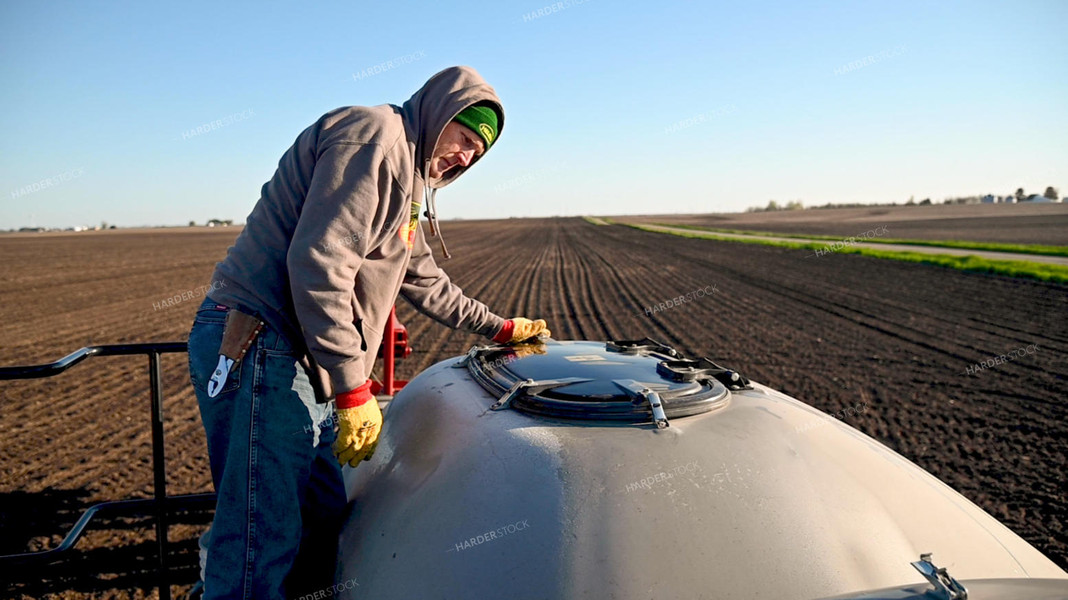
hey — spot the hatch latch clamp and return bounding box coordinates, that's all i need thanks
[490,377,592,411]
[613,379,670,429]
[910,553,968,600]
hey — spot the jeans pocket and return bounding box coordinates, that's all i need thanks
[188,318,244,397]
[257,348,330,446]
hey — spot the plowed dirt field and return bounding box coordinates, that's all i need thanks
[2,218,1065,598]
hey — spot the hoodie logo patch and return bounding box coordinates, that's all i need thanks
[398,216,418,250]
[479,123,495,144]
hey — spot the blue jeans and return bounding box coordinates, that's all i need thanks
[188,298,346,600]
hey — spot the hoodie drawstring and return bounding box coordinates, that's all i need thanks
[422,159,451,259]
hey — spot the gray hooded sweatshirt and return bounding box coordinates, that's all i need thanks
[207,66,506,399]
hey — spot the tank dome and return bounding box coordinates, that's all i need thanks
[337,339,1068,600]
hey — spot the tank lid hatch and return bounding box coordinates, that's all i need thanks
[466,340,738,423]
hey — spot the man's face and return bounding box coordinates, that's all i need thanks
[429,121,485,179]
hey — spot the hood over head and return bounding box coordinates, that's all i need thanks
[401,65,504,190]
[400,65,504,259]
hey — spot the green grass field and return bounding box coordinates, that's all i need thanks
[652,223,1068,257]
[625,223,1068,285]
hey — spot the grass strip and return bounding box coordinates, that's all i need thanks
[651,223,1068,257]
[628,223,1068,284]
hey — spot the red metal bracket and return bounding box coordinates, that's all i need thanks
[371,306,411,396]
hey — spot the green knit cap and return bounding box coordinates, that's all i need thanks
[452,104,499,150]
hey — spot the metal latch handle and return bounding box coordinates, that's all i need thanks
[613,379,669,428]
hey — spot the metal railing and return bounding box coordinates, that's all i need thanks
[0,343,215,600]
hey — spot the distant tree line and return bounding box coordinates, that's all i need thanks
[745,200,805,213]
[746,186,1060,212]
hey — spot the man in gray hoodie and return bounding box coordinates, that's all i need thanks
[187,65,550,599]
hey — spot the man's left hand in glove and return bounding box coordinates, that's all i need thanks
[333,380,382,467]
[493,317,551,344]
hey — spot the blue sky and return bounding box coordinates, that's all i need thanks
[1,0,1065,228]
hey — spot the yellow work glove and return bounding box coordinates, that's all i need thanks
[509,342,548,359]
[332,380,383,467]
[493,318,551,344]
